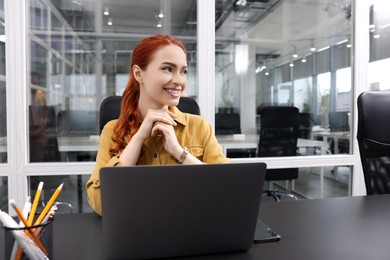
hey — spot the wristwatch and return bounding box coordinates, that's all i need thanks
[177,147,188,164]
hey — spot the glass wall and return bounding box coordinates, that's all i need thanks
[1,0,377,214]
[368,1,390,89]
[0,0,6,212]
[215,0,352,158]
[26,0,197,213]
[0,0,6,164]
[28,0,198,163]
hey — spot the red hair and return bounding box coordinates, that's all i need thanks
[110,35,187,155]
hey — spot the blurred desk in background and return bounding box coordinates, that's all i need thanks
[217,135,326,156]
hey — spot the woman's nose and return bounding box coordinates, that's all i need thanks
[172,72,185,86]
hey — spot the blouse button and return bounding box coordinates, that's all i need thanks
[153,153,157,158]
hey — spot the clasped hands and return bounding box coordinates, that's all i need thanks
[137,109,183,160]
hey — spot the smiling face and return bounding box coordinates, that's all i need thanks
[134,44,188,112]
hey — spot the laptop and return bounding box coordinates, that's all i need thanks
[100,162,268,259]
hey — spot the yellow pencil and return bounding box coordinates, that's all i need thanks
[34,183,63,226]
[28,181,44,226]
[10,200,48,255]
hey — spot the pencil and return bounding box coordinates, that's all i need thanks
[28,181,44,226]
[34,183,63,226]
[9,200,48,256]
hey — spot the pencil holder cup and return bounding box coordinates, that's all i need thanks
[0,216,54,260]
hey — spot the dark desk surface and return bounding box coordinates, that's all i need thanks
[53,195,390,260]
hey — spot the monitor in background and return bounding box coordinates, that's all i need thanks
[58,110,99,136]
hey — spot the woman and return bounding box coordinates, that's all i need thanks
[87,35,229,215]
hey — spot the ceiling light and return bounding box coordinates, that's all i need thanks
[346,43,352,48]
[104,7,109,16]
[235,44,249,75]
[157,23,162,28]
[158,13,164,18]
[236,0,247,6]
[289,62,294,67]
[292,53,298,58]
[310,47,316,52]
[301,57,307,63]
[373,34,381,39]
[255,67,261,74]
[265,71,269,76]
[107,18,113,26]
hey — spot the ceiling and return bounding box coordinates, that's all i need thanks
[47,0,352,68]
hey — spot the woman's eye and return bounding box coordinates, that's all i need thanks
[162,67,172,72]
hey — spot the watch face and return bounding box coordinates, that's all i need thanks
[178,147,188,163]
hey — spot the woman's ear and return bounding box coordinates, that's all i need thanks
[132,65,143,83]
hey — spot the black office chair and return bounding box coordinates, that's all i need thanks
[357,91,390,195]
[258,106,299,201]
[215,113,241,135]
[177,96,201,115]
[328,111,350,154]
[99,96,200,133]
[215,113,256,158]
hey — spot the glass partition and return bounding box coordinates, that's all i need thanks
[27,0,197,163]
[0,0,6,163]
[0,176,7,212]
[215,0,352,158]
[260,165,351,203]
[368,1,390,90]
[28,175,92,214]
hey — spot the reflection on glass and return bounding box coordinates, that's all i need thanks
[263,166,351,202]
[0,2,6,163]
[28,175,92,214]
[368,1,390,91]
[28,0,197,162]
[0,177,8,212]
[30,0,48,42]
[215,0,352,158]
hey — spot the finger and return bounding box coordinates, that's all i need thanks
[155,113,177,126]
[168,111,178,119]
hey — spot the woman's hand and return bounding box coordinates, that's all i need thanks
[151,121,182,159]
[119,109,178,166]
[136,109,177,140]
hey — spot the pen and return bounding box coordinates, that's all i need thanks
[22,196,32,221]
[0,210,47,260]
[11,196,31,259]
[28,182,44,226]
[10,200,48,256]
[34,183,63,226]
[34,204,57,236]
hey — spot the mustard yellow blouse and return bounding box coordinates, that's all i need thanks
[86,106,229,215]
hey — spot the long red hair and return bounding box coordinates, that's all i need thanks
[110,35,187,155]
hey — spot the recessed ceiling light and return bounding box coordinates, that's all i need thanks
[104,7,109,16]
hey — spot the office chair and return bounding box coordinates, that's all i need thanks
[99,96,122,133]
[99,96,200,133]
[215,113,241,135]
[177,96,201,115]
[215,113,256,158]
[258,106,299,201]
[328,111,350,154]
[357,91,390,195]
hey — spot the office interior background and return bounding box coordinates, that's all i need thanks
[0,0,388,213]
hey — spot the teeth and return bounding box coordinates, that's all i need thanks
[165,89,180,94]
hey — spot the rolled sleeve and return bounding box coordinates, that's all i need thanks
[86,121,120,216]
